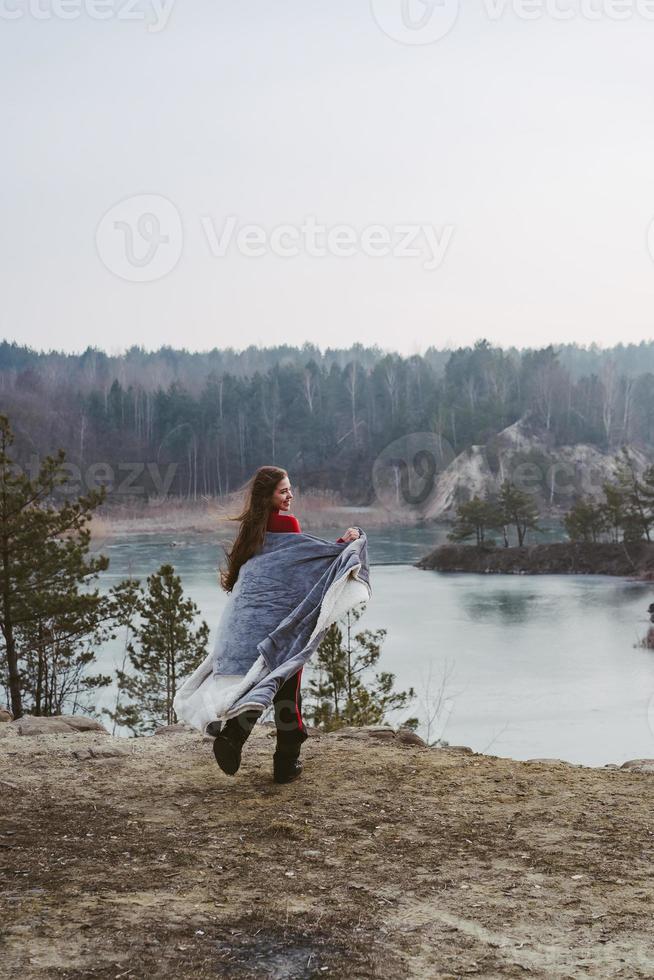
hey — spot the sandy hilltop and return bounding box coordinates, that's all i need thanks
[2,716,654,979]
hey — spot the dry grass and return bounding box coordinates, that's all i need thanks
[89,491,410,542]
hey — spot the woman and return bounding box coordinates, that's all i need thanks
[213,465,362,784]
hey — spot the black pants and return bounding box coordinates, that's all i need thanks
[272,667,308,755]
[218,668,308,755]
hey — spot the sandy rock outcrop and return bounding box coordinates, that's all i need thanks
[329,725,429,747]
[620,758,654,774]
[8,715,109,737]
[422,414,654,521]
[154,723,195,736]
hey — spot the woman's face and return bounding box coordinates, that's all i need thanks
[271,476,293,511]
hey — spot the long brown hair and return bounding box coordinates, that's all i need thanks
[219,465,287,592]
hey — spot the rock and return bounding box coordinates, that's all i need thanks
[620,759,654,773]
[58,715,108,734]
[72,745,129,761]
[100,744,126,758]
[332,725,397,741]
[11,715,108,736]
[330,725,427,744]
[396,728,427,747]
[13,716,77,735]
[328,728,361,740]
[526,758,580,767]
[155,723,193,736]
[440,745,474,754]
[0,709,13,723]
[365,727,397,741]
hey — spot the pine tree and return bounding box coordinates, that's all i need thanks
[447,495,503,547]
[103,575,143,735]
[600,482,628,544]
[563,498,607,543]
[497,479,541,547]
[0,414,113,718]
[110,564,209,735]
[307,604,416,731]
[19,603,114,717]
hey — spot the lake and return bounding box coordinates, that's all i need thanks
[91,525,654,767]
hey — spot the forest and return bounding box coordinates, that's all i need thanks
[1,337,653,504]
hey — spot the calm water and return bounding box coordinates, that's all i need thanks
[91,527,654,767]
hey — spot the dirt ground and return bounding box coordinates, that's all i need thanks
[1,726,654,979]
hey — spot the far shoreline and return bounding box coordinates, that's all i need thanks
[88,496,428,543]
[416,540,654,582]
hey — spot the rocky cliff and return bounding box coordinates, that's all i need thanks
[421,415,653,522]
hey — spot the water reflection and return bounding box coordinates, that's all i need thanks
[461,589,548,625]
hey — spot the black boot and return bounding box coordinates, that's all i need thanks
[273,745,303,784]
[212,708,261,775]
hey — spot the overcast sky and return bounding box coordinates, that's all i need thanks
[2,0,654,356]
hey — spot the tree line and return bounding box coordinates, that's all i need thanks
[2,338,654,504]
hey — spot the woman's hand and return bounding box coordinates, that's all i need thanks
[339,527,361,543]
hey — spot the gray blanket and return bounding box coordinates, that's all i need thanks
[173,529,371,733]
